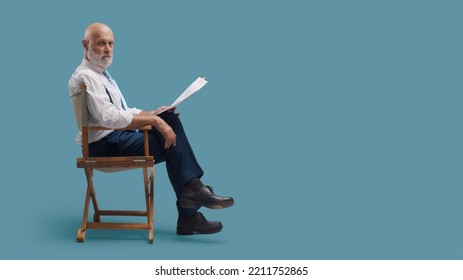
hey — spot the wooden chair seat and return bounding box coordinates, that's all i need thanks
[77,156,154,169]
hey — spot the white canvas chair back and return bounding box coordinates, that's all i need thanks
[70,84,134,172]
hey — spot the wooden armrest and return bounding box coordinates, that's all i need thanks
[87,125,152,131]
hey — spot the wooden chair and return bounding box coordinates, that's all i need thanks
[71,84,155,243]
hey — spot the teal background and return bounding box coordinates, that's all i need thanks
[0,0,461,259]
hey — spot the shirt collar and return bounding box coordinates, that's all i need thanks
[81,59,105,74]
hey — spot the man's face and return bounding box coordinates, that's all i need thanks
[86,30,114,68]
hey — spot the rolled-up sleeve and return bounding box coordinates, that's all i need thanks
[129,107,142,115]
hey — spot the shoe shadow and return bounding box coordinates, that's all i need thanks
[153,224,228,245]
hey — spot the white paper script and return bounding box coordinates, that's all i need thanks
[156,77,208,115]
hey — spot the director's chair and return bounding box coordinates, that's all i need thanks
[71,84,155,243]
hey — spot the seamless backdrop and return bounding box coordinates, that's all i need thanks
[0,0,462,259]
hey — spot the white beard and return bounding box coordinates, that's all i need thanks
[88,47,113,68]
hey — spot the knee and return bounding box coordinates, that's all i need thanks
[160,111,181,126]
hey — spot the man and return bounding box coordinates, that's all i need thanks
[68,22,234,235]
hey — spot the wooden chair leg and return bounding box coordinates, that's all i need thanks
[85,169,101,222]
[76,227,86,243]
[143,168,150,223]
[148,167,154,243]
[77,167,100,242]
[77,173,92,242]
[90,193,101,222]
[148,198,154,243]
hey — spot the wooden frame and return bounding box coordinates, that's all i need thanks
[74,84,155,243]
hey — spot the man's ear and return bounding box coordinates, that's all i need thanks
[82,40,89,49]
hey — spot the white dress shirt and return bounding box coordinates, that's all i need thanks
[69,59,142,144]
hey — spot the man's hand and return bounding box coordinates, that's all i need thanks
[153,106,178,115]
[132,111,178,148]
[154,118,177,149]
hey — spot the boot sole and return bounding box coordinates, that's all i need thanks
[177,224,223,235]
[180,199,234,209]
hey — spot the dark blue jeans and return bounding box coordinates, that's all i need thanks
[89,111,203,217]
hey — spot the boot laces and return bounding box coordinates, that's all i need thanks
[205,185,215,194]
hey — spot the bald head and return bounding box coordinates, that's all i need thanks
[83,22,113,41]
[82,22,114,69]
